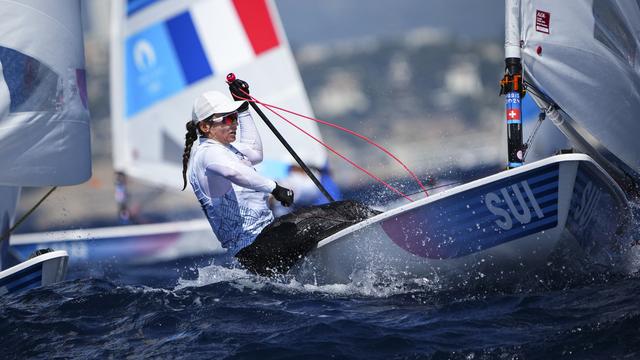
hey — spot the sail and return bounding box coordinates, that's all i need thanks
[111,0,327,189]
[520,0,640,181]
[0,0,91,186]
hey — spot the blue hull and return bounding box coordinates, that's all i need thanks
[8,220,222,276]
[299,154,632,284]
[0,250,68,295]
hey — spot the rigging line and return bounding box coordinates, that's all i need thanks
[236,93,413,202]
[232,92,413,201]
[522,112,545,161]
[521,81,558,161]
[245,97,429,197]
[0,186,58,243]
[261,102,414,202]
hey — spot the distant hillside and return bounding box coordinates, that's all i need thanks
[292,28,506,184]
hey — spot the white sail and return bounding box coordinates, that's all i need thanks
[111,0,327,189]
[520,0,640,181]
[0,0,91,186]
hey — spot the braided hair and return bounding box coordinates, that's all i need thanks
[181,121,199,190]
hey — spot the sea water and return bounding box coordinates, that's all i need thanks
[2,252,640,359]
[2,212,640,359]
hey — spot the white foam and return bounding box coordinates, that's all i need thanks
[175,261,442,298]
[621,200,640,275]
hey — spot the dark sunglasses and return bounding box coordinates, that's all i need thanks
[211,112,238,125]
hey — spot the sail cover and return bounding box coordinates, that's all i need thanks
[520,0,640,177]
[0,0,91,186]
[111,0,327,189]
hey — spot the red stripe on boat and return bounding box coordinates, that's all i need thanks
[232,0,279,55]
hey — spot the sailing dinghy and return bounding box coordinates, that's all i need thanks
[237,0,636,284]
[0,0,90,293]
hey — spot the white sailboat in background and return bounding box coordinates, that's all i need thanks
[113,0,327,188]
[238,0,637,284]
[8,0,333,275]
[0,0,91,294]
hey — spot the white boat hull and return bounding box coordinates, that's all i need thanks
[0,250,68,295]
[293,154,631,284]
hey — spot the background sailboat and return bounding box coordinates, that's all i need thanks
[0,0,91,293]
[113,0,328,187]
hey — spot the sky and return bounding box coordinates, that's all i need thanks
[274,0,504,47]
[84,0,505,46]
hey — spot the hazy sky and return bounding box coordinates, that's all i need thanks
[275,0,504,46]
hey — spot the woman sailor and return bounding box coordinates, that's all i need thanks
[181,90,294,256]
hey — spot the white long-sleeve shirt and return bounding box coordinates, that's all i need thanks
[188,110,276,254]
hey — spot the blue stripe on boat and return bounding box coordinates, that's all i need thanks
[7,270,42,293]
[0,261,42,288]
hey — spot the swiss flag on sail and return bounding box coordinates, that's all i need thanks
[506,108,520,120]
[191,0,280,73]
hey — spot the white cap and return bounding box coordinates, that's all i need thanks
[191,91,246,124]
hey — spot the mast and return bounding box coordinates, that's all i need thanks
[500,0,525,169]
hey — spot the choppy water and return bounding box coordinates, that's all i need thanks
[2,255,640,359]
[4,199,640,359]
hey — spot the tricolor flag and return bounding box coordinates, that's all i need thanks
[125,0,280,117]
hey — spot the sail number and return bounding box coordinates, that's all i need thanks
[485,181,544,230]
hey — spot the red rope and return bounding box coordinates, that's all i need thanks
[237,93,414,202]
[249,99,429,197]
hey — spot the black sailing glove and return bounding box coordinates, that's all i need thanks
[228,78,250,112]
[272,183,294,207]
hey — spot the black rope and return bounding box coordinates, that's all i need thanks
[520,81,560,161]
[522,112,545,161]
[0,186,57,243]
